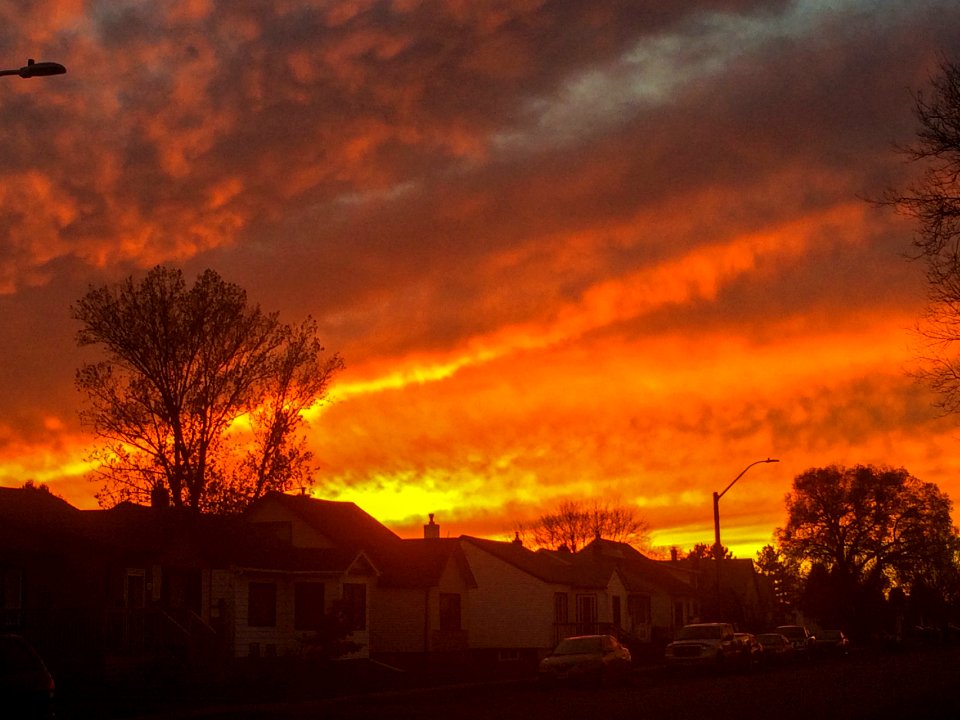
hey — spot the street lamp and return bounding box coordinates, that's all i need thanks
[0,59,67,79]
[713,458,779,587]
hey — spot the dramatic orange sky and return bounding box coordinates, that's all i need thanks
[3,0,960,559]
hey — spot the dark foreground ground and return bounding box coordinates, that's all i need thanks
[54,642,960,720]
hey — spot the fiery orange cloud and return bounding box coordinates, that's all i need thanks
[3,1,960,565]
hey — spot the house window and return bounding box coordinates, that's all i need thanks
[255,521,293,544]
[248,582,277,627]
[294,582,325,631]
[612,596,622,628]
[554,593,569,624]
[0,568,22,628]
[576,594,598,634]
[439,593,461,631]
[342,583,366,631]
[627,594,651,627]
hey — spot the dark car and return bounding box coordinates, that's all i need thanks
[775,624,815,653]
[0,634,55,718]
[538,634,632,685]
[733,632,763,666]
[814,629,850,656]
[756,632,794,663]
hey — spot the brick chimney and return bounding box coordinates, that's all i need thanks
[424,513,440,539]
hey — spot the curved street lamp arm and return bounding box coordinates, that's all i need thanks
[716,457,779,501]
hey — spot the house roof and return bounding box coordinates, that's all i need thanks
[578,538,697,597]
[248,493,476,588]
[0,485,81,526]
[0,486,88,554]
[250,492,403,553]
[380,538,478,589]
[461,535,607,588]
[462,535,697,597]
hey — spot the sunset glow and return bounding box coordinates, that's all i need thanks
[3,1,960,560]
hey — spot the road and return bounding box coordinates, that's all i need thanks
[125,644,960,720]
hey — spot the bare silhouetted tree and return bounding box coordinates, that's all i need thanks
[518,499,650,552]
[886,57,960,413]
[73,266,343,513]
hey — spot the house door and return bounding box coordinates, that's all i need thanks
[576,595,598,635]
[164,569,202,615]
[124,570,146,649]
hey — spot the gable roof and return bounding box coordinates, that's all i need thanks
[378,538,478,589]
[578,538,697,597]
[249,492,403,553]
[0,485,81,526]
[461,535,697,597]
[248,493,475,588]
[0,486,89,554]
[460,535,607,588]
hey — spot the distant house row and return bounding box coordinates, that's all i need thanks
[0,486,773,680]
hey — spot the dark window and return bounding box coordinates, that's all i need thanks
[576,594,598,634]
[439,593,461,631]
[342,583,366,631]
[294,582,326,631]
[248,582,277,627]
[0,568,22,628]
[554,593,569,624]
[627,594,651,626]
[254,521,293,543]
[612,596,622,628]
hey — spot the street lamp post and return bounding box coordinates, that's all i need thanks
[713,458,779,589]
[0,59,66,79]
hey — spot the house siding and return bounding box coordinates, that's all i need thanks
[460,542,559,651]
[371,554,471,656]
[371,587,427,654]
[245,500,333,549]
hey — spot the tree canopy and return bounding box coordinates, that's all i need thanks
[767,465,960,637]
[776,464,958,592]
[73,266,344,513]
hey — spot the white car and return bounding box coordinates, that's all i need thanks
[538,634,632,685]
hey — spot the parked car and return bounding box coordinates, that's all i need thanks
[756,632,795,663]
[0,634,55,718]
[733,632,763,666]
[665,622,739,669]
[814,629,850,656]
[538,634,632,685]
[776,624,815,653]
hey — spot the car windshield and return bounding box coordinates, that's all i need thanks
[677,625,722,640]
[0,636,44,674]
[778,627,804,639]
[553,637,603,655]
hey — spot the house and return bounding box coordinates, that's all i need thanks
[459,534,698,667]
[663,553,777,632]
[239,492,392,660]
[244,496,478,668]
[574,538,700,645]
[0,486,103,676]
